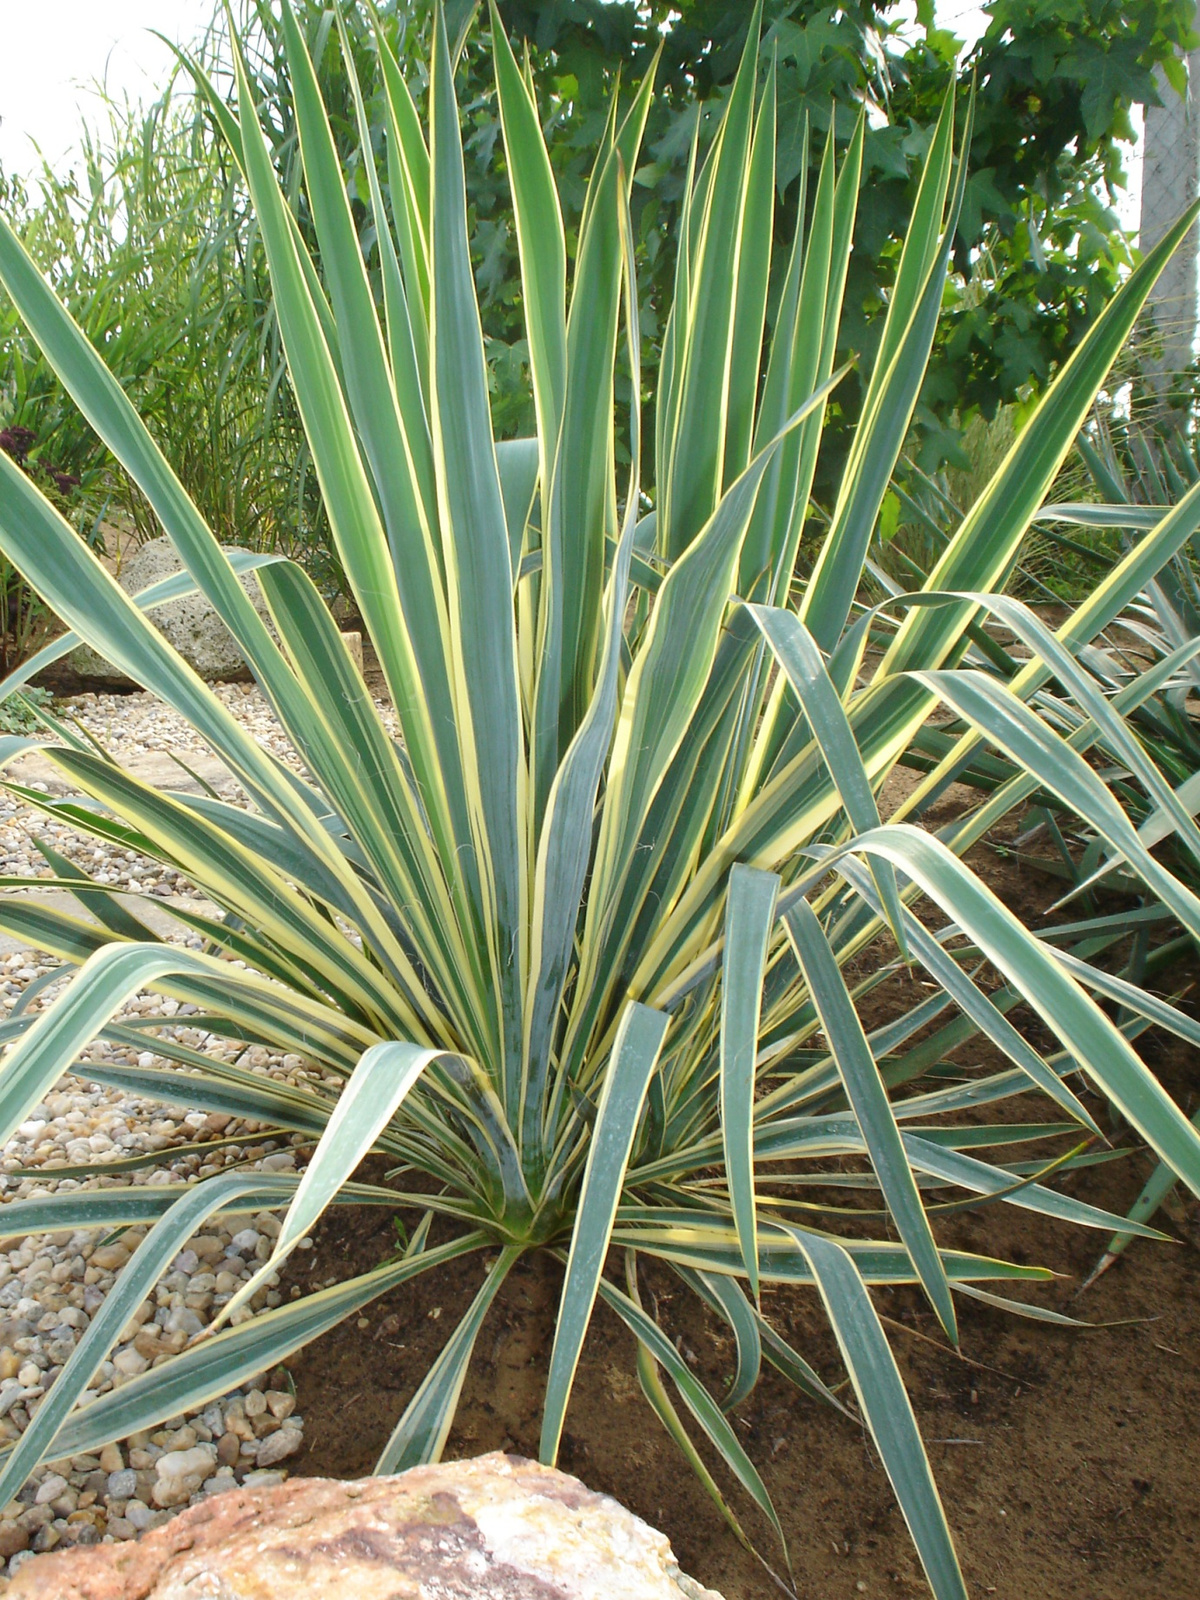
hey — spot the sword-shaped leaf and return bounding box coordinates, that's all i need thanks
[719,864,778,1302]
[786,1229,967,1600]
[541,1002,669,1465]
[377,1245,520,1471]
[786,901,956,1343]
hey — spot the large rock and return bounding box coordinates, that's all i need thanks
[70,537,270,683]
[8,1452,723,1599]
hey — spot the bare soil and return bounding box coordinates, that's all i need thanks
[280,1149,1200,1600]
[275,827,1200,1600]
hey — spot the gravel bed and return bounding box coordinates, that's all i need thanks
[0,687,383,1581]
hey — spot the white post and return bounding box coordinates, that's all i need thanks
[1140,11,1200,407]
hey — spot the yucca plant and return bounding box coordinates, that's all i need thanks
[2,5,1200,1594]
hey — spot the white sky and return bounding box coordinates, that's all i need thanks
[0,1,1140,226]
[0,1,212,182]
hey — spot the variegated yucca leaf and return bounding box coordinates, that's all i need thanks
[0,5,1197,1596]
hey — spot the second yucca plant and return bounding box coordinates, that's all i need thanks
[2,5,1200,1595]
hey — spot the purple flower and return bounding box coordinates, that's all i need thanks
[0,426,35,464]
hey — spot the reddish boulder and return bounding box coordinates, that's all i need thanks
[7,1451,722,1599]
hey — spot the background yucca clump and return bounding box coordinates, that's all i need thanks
[1,4,1200,1597]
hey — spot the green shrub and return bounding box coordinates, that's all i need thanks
[2,6,1200,1595]
[0,71,330,584]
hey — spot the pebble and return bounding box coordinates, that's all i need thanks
[156,1447,216,1482]
[111,1347,149,1377]
[90,1245,129,1272]
[255,1426,304,1468]
[152,1446,219,1507]
[240,1470,286,1490]
[0,1525,26,1561]
[0,690,320,1580]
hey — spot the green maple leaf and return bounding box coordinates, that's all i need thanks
[1065,41,1155,143]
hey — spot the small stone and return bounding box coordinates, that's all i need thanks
[151,1449,214,1510]
[16,1364,40,1389]
[200,1404,225,1437]
[239,1469,286,1489]
[34,1475,67,1506]
[106,1470,138,1500]
[243,1390,267,1418]
[216,1433,241,1468]
[265,1391,295,1421]
[0,1518,29,1558]
[254,1427,303,1468]
[123,1499,155,1531]
[112,1346,150,1377]
[0,1382,29,1420]
[98,1443,124,1474]
[155,1446,216,1483]
[90,1245,130,1272]
[223,1403,255,1442]
[340,631,364,672]
[165,1307,204,1338]
[133,1327,161,1360]
[0,1353,20,1381]
[151,1446,217,1504]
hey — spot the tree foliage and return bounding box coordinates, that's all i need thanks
[3,1,1192,576]
[456,0,1198,470]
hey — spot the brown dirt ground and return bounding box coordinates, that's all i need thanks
[275,826,1200,1600]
